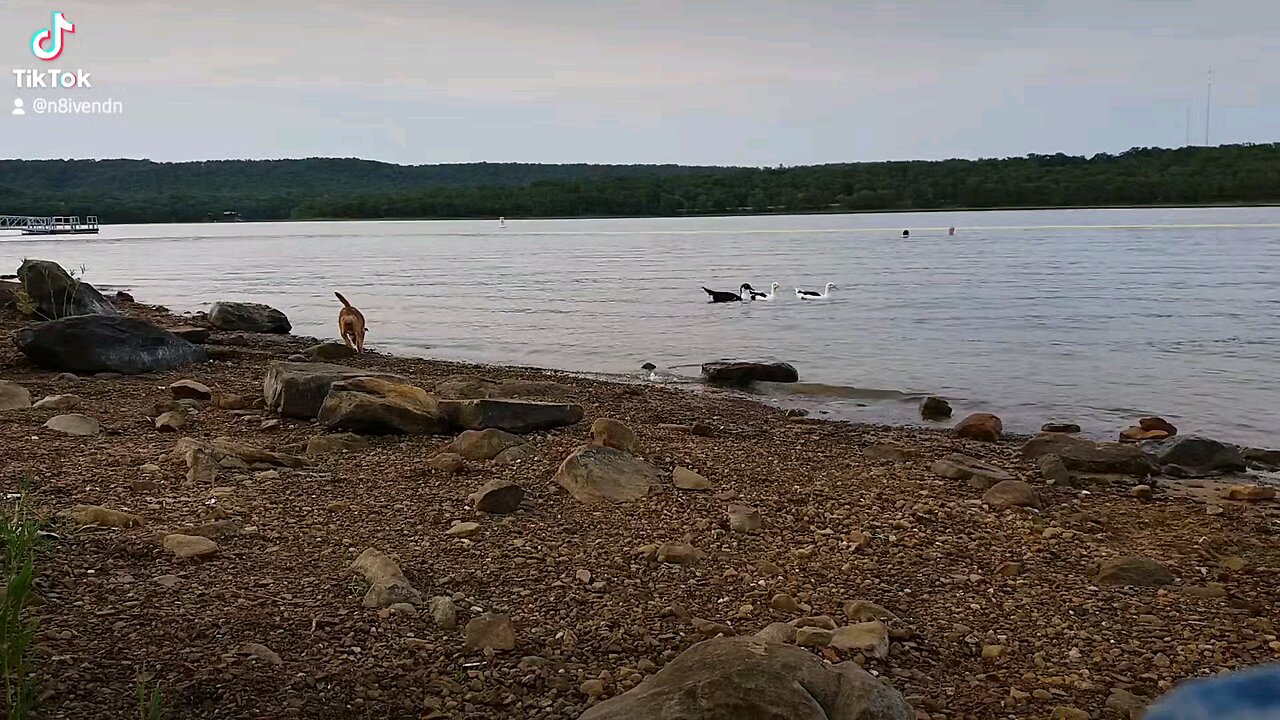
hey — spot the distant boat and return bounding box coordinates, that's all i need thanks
[499,216,506,228]
[208,211,243,223]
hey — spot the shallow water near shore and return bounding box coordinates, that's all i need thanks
[4,207,1279,446]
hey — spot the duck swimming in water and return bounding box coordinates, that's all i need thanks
[757,282,781,300]
[795,282,836,300]
[702,283,758,303]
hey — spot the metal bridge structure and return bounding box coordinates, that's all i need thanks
[0,215,99,235]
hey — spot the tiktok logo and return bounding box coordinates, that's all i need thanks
[31,12,76,62]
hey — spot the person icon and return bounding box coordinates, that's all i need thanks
[12,99,25,116]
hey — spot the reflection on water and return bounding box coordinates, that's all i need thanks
[3,206,1278,447]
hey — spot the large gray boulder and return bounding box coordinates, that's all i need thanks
[439,398,584,434]
[14,315,206,374]
[554,445,664,504]
[17,259,117,319]
[701,360,799,386]
[263,362,409,419]
[580,636,913,720]
[209,301,291,333]
[1021,432,1155,476]
[317,377,449,435]
[1147,436,1246,476]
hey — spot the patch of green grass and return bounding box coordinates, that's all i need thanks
[1,484,42,720]
[135,671,164,720]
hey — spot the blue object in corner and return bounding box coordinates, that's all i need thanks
[1144,664,1280,720]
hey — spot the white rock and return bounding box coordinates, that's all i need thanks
[43,413,100,436]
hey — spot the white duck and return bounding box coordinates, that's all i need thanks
[795,282,836,300]
[757,282,781,300]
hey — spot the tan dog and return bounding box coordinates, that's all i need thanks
[334,292,366,352]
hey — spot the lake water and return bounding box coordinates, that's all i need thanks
[4,208,1279,447]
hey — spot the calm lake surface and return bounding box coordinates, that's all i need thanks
[5,208,1279,447]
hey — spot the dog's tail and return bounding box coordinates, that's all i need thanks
[334,291,352,308]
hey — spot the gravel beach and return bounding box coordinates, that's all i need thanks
[2,293,1277,720]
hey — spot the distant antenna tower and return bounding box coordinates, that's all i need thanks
[1204,69,1212,146]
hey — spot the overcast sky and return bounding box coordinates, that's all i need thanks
[1,0,1276,166]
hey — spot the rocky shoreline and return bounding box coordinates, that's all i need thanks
[2,264,1279,719]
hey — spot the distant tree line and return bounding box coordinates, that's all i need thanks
[1,144,1277,223]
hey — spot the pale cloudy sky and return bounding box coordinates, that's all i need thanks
[0,0,1276,165]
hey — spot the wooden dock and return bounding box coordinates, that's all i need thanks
[0,215,100,235]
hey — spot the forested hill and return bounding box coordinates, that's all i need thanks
[2,144,1278,223]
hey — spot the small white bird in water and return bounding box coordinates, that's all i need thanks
[758,282,781,300]
[795,282,836,300]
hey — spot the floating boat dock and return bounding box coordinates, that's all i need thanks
[0,215,100,235]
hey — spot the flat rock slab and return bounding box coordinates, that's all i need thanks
[0,380,32,410]
[831,621,890,658]
[862,444,921,463]
[1094,556,1174,587]
[163,534,219,559]
[701,361,799,386]
[673,466,712,490]
[932,453,1014,489]
[170,436,310,470]
[209,301,291,333]
[1022,433,1155,476]
[433,374,572,400]
[306,433,370,455]
[31,394,80,411]
[263,362,409,419]
[580,636,912,720]
[318,377,449,435]
[44,413,100,436]
[440,398,584,434]
[15,315,207,375]
[554,445,664,504]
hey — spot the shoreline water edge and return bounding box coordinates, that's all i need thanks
[1,261,1278,719]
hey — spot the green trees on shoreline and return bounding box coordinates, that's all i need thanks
[1,144,1277,223]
